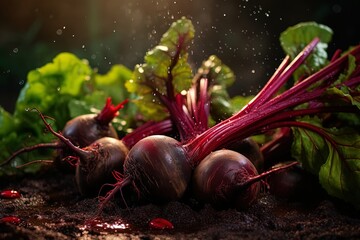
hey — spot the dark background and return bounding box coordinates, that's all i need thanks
[1,0,359,112]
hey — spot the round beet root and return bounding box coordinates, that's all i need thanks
[192,149,260,210]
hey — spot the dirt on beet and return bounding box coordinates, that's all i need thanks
[1,166,360,240]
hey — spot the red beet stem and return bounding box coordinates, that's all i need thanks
[96,97,129,125]
[34,109,91,159]
[122,119,173,148]
[184,39,360,165]
[236,161,299,189]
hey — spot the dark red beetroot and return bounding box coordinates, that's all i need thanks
[267,164,324,202]
[36,110,174,196]
[224,137,264,172]
[191,149,298,209]
[192,150,260,210]
[1,97,128,169]
[99,135,192,210]
[33,110,129,196]
[75,137,129,196]
[101,38,360,210]
[61,97,126,147]
[124,135,192,202]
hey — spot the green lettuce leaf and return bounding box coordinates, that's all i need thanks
[0,107,15,135]
[14,52,92,131]
[0,53,134,175]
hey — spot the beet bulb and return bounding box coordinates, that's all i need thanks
[192,149,260,210]
[192,149,298,210]
[34,109,129,196]
[62,97,127,147]
[124,135,192,202]
[1,97,128,170]
[75,137,129,196]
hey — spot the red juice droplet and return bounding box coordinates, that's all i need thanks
[80,218,131,233]
[0,190,21,199]
[0,216,21,225]
[149,217,174,230]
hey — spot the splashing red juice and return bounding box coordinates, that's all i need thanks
[0,216,21,225]
[149,217,174,230]
[0,189,21,199]
[79,218,132,234]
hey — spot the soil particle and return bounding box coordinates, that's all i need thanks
[1,167,360,239]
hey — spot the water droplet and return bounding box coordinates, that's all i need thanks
[332,4,342,13]
[13,48,18,53]
[56,29,63,35]
[251,69,256,74]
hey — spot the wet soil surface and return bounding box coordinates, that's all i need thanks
[1,167,360,240]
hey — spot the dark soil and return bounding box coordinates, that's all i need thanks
[1,167,360,240]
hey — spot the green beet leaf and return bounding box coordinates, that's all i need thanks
[195,55,236,122]
[126,17,194,121]
[197,55,235,88]
[292,118,360,208]
[280,22,333,80]
[319,128,360,208]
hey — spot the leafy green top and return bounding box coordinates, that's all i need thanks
[126,17,194,121]
[280,22,333,80]
[0,53,133,175]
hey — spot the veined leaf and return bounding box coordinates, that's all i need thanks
[292,119,360,208]
[292,121,329,175]
[126,17,194,121]
[319,128,360,208]
[280,22,333,80]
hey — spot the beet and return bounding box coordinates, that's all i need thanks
[75,137,129,196]
[99,135,192,209]
[192,149,260,209]
[224,137,264,172]
[124,135,192,202]
[267,164,324,202]
[1,97,128,170]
